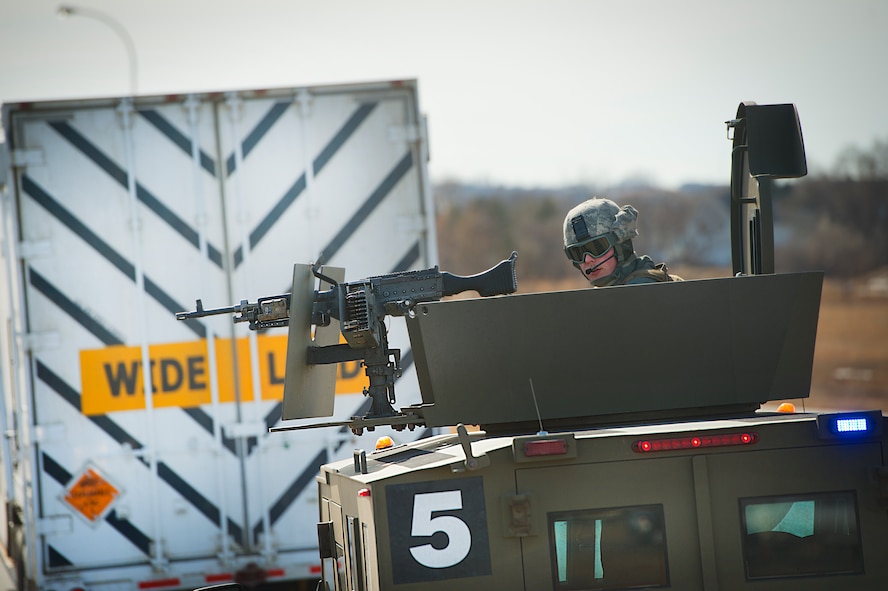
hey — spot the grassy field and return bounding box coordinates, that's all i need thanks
[518,267,888,413]
[806,274,888,411]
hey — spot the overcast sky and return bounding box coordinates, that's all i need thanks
[2,0,886,189]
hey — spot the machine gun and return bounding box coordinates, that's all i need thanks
[177,252,518,423]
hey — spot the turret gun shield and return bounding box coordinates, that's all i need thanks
[282,264,344,420]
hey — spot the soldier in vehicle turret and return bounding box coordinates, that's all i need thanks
[563,197,680,286]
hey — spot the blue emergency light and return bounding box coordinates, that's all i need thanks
[836,418,868,433]
[816,410,883,440]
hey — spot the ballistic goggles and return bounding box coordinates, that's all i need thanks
[564,233,614,264]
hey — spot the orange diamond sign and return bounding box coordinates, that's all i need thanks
[63,466,120,522]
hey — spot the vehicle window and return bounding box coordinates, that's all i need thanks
[740,491,864,579]
[549,505,669,590]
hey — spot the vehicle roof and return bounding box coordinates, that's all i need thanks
[322,411,833,484]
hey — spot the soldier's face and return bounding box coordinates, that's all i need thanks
[579,249,617,282]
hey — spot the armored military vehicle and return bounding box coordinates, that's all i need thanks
[187,103,888,590]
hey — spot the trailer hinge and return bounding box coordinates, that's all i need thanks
[223,421,266,439]
[388,123,423,144]
[38,514,73,536]
[395,213,426,235]
[11,148,45,168]
[0,131,9,189]
[34,422,66,443]
[296,88,312,118]
[18,239,52,260]
[25,330,61,352]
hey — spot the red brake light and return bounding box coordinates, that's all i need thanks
[137,579,180,590]
[524,439,568,457]
[632,432,759,453]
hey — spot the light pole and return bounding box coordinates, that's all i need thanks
[57,4,139,96]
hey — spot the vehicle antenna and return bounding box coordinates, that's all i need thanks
[529,378,547,435]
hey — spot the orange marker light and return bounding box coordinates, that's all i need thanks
[375,436,394,450]
[776,402,796,413]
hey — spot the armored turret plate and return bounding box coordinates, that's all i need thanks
[406,272,823,429]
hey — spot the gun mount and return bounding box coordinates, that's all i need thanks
[177,252,518,431]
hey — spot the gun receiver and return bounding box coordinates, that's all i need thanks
[176,252,518,425]
[313,251,519,338]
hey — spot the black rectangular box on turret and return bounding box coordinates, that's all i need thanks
[406,272,823,430]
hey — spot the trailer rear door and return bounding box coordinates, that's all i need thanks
[2,80,434,581]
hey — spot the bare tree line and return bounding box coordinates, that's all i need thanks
[435,138,888,281]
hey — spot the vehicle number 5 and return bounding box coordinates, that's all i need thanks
[409,490,472,568]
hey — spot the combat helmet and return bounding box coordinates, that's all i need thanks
[563,197,639,269]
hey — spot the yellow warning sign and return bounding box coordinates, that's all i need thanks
[79,335,368,415]
[63,467,120,522]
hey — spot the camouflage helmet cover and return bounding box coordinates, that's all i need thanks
[563,197,639,247]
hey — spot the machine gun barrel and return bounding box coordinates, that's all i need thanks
[175,295,291,330]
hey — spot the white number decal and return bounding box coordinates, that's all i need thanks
[408,490,472,568]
